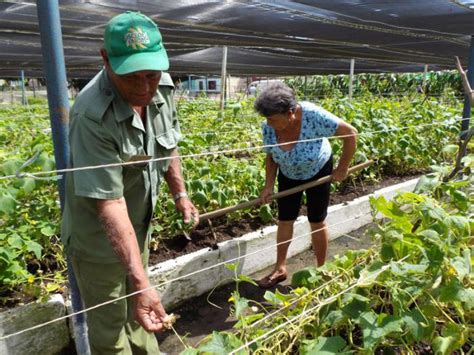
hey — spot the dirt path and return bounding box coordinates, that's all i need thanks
[156,224,374,353]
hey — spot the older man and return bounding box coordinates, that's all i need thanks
[61,11,198,354]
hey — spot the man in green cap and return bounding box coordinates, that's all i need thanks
[61,11,199,354]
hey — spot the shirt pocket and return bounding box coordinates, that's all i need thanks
[120,132,146,162]
[155,128,180,173]
[156,128,179,150]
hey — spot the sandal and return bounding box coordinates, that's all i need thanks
[256,272,288,289]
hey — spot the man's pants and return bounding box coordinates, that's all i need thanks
[71,256,160,355]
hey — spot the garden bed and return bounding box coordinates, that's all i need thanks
[149,173,420,264]
[0,177,420,355]
[150,177,420,310]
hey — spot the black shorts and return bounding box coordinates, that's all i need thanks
[277,156,333,223]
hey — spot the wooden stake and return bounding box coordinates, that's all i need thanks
[455,56,474,105]
[199,160,374,222]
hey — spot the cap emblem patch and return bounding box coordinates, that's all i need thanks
[124,27,150,50]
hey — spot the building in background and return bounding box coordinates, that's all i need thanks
[178,75,248,98]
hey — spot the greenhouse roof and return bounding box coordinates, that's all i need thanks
[0,0,473,78]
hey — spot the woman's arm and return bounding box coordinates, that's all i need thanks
[260,153,278,203]
[332,120,357,181]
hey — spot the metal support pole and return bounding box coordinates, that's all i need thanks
[36,1,90,354]
[349,59,355,102]
[220,46,227,112]
[422,64,428,93]
[461,35,474,143]
[20,70,27,105]
[304,75,307,100]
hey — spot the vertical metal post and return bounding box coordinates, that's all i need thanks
[36,1,91,354]
[32,78,36,98]
[422,64,428,92]
[20,70,27,105]
[220,46,227,112]
[349,59,355,102]
[304,75,307,100]
[461,35,474,143]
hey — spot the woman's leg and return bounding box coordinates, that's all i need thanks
[257,171,301,288]
[274,220,296,274]
[256,220,294,287]
[306,157,333,267]
[309,221,328,266]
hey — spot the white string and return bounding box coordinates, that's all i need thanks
[0,214,365,341]
[1,93,460,124]
[230,283,360,354]
[0,117,467,181]
[246,236,381,331]
[229,255,410,354]
[181,108,465,137]
[248,269,348,329]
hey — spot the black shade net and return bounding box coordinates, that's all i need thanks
[0,0,473,78]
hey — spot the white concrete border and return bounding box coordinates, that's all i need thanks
[0,178,419,353]
[0,294,69,355]
[150,177,419,309]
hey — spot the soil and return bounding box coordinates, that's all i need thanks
[149,173,420,265]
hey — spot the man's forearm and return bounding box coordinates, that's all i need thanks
[97,198,149,290]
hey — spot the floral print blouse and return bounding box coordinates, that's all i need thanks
[262,101,340,180]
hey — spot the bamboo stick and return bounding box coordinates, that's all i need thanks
[199,160,374,222]
[455,56,474,105]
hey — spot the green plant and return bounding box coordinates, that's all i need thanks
[0,83,466,307]
[190,154,473,353]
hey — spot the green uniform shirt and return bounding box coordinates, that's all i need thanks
[61,70,180,263]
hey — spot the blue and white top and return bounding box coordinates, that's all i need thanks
[262,101,340,180]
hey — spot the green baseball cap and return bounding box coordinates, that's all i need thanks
[104,11,169,75]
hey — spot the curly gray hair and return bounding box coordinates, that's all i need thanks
[254,82,297,117]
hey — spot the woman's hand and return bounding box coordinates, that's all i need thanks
[260,186,274,204]
[332,165,349,182]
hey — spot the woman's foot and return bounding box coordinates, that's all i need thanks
[256,270,288,289]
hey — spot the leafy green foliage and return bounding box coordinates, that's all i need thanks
[286,71,462,98]
[154,91,462,240]
[0,73,466,310]
[191,155,473,353]
[0,104,64,304]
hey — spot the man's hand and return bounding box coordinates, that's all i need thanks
[175,197,199,227]
[332,165,349,182]
[260,186,274,204]
[134,288,168,332]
